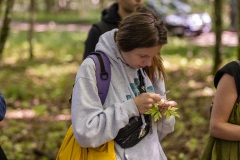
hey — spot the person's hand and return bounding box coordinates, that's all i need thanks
[133,93,163,114]
[158,100,177,116]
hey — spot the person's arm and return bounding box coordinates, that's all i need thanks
[210,73,240,140]
[71,59,140,148]
[83,26,102,60]
[0,93,6,121]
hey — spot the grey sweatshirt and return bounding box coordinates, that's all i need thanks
[71,29,175,160]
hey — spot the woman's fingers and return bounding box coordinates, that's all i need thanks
[165,100,177,106]
[134,93,177,114]
[158,100,177,110]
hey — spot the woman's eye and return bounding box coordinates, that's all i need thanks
[140,55,146,58]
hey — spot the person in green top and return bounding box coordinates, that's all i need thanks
[201,60,240,160]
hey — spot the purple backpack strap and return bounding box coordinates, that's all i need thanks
[88,51,111,105]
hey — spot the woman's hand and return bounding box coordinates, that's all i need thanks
[133,93,164,114]
[158,100,177,116]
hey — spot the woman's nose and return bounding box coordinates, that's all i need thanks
[145,58,152,67]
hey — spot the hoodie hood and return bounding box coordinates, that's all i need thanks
[95,29,142,97]
[95,29,167,96]
[95,28,165,101]
[101,3,121,24]
[95,29,128,67]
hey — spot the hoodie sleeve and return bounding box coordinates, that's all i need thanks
[0,93,6,121]
[71,59,139,148]
[157,116,175,141]
[152,74,176,141]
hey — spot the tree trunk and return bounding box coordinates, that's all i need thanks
[28,0,35,59]
[44,0,54,13]
[237,0,240,59]
[212,0,223,74]
[0,0,5,8]
[0,0,14,61]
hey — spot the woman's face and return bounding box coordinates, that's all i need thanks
[120,45,162,69]
[118,0,143,13]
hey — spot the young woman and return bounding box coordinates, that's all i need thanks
[202,60,240,159]
[71,6,177,160]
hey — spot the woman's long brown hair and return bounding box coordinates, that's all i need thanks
[116,6,167,82]
[148,55,166,81]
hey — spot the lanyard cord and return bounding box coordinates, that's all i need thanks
[118,58,146,129]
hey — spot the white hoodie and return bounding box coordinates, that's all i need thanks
[71,29,175,160]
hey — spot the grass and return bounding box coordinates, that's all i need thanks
[1,30,84,160]
[0,29,238,160]
[12,9,102,24]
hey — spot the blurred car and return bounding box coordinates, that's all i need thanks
[147,0,212,37]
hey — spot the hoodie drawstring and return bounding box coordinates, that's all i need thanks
[118,58,147,137]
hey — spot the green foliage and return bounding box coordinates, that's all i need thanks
[164,106,180,120]
[12,2,102,24]
[145,103,180,122]
[35,9,101,23]
[145,103,161,121]
[33,105,48,116]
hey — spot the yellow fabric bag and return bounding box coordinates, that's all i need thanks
[56,125,116,160]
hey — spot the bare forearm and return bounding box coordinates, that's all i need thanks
[210,122,240,141]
